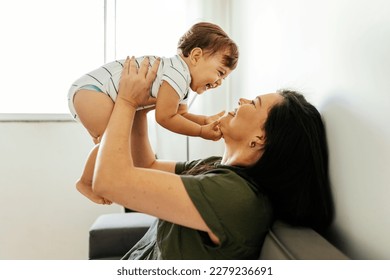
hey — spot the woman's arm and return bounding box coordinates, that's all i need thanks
[93,57,218,243]
[131,109,176,172]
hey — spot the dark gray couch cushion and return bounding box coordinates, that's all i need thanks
[89,212,156,260]
[259,221,348,260]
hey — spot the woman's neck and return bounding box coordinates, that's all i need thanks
[221,144,247,166]
[221,142,262,167]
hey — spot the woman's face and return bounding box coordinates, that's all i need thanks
[219,93,283,141]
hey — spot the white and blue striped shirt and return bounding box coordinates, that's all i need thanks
[70,55,191,105]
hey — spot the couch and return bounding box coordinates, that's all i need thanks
[89,212,348,260]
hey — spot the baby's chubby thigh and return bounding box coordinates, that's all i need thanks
[72,88,115,141]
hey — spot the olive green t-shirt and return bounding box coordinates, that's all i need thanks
[122,157,273,260]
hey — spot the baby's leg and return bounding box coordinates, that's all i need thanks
[73,89,114,142]
[76,144,112,205]
[72,89,114,203]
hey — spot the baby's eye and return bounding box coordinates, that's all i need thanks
[218,71,224,77]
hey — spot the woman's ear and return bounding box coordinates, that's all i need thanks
[249,135,265,150]
[189,47,203,65]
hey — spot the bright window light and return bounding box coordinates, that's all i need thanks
[0,0,103,114]
[0,0,200,115]
[115,0,194,59]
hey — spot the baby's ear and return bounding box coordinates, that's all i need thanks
[189,47,203,64]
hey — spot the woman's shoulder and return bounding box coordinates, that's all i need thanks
[183,161,261,201]
[175,156,221,174]
[178,157,259,191]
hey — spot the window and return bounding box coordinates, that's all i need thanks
[0,0,103,114]
[0,0,202,115]
[115,0,199,59]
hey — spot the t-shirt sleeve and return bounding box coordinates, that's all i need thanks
[181,170,266,246]
[161,59,190,101]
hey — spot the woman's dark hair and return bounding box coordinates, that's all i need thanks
[183,89,333,233]
[177,22,239,70]
[246,89,334,233]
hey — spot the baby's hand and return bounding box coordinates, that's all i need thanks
[205,110,225,124]
[199,120,222,141]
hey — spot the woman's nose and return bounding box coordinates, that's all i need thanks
[238,98,250,105]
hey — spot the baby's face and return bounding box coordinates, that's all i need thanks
[189,52,232,94]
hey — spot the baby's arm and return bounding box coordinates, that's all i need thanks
[155,82,222,140]
[179,107,225,125]
[177,104,206,125]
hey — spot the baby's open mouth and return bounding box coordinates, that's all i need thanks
[228,108,237,117]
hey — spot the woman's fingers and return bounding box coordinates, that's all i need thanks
[117,56,159,108]
[128,56,137,75]
[122,56,129,74]
[138,57,150,77]
[137,57,160,81]
[147,57,160,83]
[122,56,137,76]
[126,56,160,80]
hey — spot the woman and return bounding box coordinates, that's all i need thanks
[92,57,333,259]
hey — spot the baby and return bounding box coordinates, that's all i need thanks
[68,22,239,204]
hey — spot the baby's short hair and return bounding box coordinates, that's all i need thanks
[177,22,239,70]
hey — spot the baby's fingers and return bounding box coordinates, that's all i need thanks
[212,130,222,141]
[216,110,225,118]
[210,120,220,129]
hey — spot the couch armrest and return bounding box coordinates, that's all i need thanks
[260,221,349,260]
[89,212,156,260]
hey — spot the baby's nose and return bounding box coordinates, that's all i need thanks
[212,79,222,89]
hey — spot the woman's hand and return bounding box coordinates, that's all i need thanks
[118,56,160,109]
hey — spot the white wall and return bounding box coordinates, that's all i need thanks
[0,119,122,259]
[230,0,390,259]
